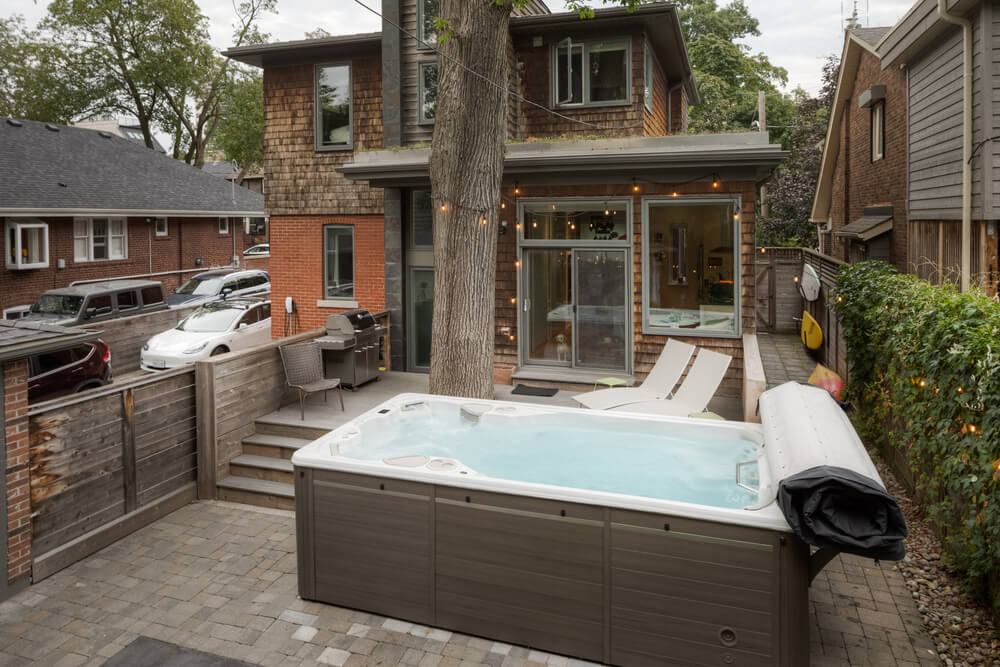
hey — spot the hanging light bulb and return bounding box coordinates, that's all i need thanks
[712,173,721,189]
[632,178,640,193]
[501,202,506,209]
[514,181,520,196]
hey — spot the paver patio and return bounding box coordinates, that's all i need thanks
[0,335,939,666]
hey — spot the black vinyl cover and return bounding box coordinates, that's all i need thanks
[777,465,907,560]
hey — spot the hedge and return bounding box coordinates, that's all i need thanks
[832,261,1000,614]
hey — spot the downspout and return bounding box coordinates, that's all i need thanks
[938,0,973,291]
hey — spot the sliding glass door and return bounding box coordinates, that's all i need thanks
[574,250,628,369]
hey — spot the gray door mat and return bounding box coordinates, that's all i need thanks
[102,637,255,667]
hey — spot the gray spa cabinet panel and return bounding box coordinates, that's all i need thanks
[608,509,809,667]
[433,487,606,662]
[299,469,435,624]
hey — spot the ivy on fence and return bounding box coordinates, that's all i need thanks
[833,261,1000,613]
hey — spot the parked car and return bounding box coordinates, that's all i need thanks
[243,243,270,257]
[28,339,113,403]
[140,299,271,370]
[23,280,168,327]
[166,269,269,309]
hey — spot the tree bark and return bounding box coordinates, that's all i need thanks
[428,0,512,399]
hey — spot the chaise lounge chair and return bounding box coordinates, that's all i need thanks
[609,347,732,417]
[572,338,696,410]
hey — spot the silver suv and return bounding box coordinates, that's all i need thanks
[166,269,270,309]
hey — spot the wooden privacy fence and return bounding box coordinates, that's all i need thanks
[756,247,849,380]
[83,305,196,374]
[27,367,198,580]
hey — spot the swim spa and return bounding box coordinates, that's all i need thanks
[292,382,905,666]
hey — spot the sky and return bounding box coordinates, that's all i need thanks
[6,0,917,96]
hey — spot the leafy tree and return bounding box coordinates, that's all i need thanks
[305,28,331,39]
[212,71,264,174]
[0,15,97,123]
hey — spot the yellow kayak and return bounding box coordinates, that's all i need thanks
[801,310,823,350]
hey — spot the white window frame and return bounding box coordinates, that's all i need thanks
[154,217,168,237]
[315,62,353,151]
[218,217,229,235]
[418,61,438,125]
[871,100,885,162]
[552,37,631,108]
[5,218,49,270]
[73,217,127,262]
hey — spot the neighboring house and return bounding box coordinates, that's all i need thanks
[203,161,267,196]
[0,119,267,315]
[73,116,169,154]
[812,0,1000,294]
[224,1,786,391]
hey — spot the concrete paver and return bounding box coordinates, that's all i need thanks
[0,500,936,666]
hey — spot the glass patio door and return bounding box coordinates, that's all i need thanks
[574,250,628,369]
[407,267,434,370]
[524,249,573,365]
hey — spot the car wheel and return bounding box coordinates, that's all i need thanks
[210,346,229,357]
[76,382,104,393]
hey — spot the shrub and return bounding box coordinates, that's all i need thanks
[833,261,1000,614]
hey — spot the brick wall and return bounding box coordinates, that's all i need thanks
[262,58,384,216]
[828,46,907,269]
[494,180,757,395]
[514,32,647,139]
[3,359,30,584]
[1,216,257,313]
[268,214,386,337]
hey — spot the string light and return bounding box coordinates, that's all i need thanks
[632,178,640,193]
[919,380,926,387]
[970,425,977,433]
[671,192,679,197]
[501,202,506,209]
[510,297,516,304]
[514,260,521,268]
[711,173,721,189]
[514,181,520,196]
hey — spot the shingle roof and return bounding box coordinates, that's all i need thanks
[0,118,265,216]
[0,319,98,363]
[851,27,891,49]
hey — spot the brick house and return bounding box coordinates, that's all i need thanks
[225,1,787,391]
[0,119,268,316]
[812,0,1000,294]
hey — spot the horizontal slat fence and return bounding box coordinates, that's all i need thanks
[83,306,197,374]
[27,367,198,580]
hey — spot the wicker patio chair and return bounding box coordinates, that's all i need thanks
[279,341,344,420]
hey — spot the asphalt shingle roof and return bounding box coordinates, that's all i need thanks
[0,118,264,215]
[852,27,891,49]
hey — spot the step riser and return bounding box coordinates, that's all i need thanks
[229,464,294,485]
[253,421,329,441]
[217,487,295,511]
[242,443,297,460]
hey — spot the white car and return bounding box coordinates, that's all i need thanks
[141,299,271,371]
[243,243,270,257]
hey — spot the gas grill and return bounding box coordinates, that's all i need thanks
[315,309,387,389]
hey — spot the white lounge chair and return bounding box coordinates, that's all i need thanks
[572,339,696,410]
[609,348,733,417]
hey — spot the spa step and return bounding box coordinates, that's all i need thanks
[241,433,314,460]
[217,475,295,511]
[253,419,330,442]
[229,454,294,484]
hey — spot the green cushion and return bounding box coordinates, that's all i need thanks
[688,411,726,421]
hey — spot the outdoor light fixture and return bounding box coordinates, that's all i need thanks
[632,178,640,193]
[712,173,721,189]
[514,181,520,195]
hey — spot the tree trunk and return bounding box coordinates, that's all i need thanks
[428,0,512,399]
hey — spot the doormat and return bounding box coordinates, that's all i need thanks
[511,384,558,397]
[103,637,255,667]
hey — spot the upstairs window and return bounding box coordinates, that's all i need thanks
[5,218,48,270]
[154,217,168,236]
[418,61,438,124]
[218,217,229,234]
[316,63,353,150]
[74,217,126,262]
[644,44,653,112]
[553,38,629,107]
[418,0,438,48]
[871,100,885,162]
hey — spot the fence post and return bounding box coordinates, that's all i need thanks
[195,361,217,500]
[121,388,137,513]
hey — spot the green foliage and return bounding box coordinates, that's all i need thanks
[212,72,264,172]
[833,262,1000,614]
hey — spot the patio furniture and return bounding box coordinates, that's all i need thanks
[572,338,696,410]
[279,341,344,420]
[608,347,733,417]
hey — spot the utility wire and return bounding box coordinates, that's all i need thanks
[350,0,643,131]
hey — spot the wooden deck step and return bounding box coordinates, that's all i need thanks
[217,475,295,511]
[253,419,330,442]
[229,454,294,484]
[241,433,314,460]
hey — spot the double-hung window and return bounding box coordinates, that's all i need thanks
[871,100,885,162]
[315,63,352,150]
[417,0,438,48]
[418,61,438,124]
[5,218,49,270]
[74,217,127,262]
[643,43,653,112]
[155,217,168,236]
[554,38,629,107]
[324,225,355,299]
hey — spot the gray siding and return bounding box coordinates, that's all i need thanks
[908,15,985,219]
[400,2,435,146]
[989,1,1000,213]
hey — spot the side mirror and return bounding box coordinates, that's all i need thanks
[84,308,96,319]
[221,287,233,299]
[239,321,248,329]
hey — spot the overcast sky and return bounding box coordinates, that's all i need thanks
[7,0,916,96]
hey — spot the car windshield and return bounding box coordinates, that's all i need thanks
[175,276,223,296]
[31,294,84,316]
[177,305,243,332]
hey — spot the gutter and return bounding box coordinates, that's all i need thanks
[938,0,973,291]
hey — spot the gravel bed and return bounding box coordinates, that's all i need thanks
[877,459,1000,667]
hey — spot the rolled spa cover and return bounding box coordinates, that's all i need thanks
[759,382,906,560]
[777,465,907,560]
